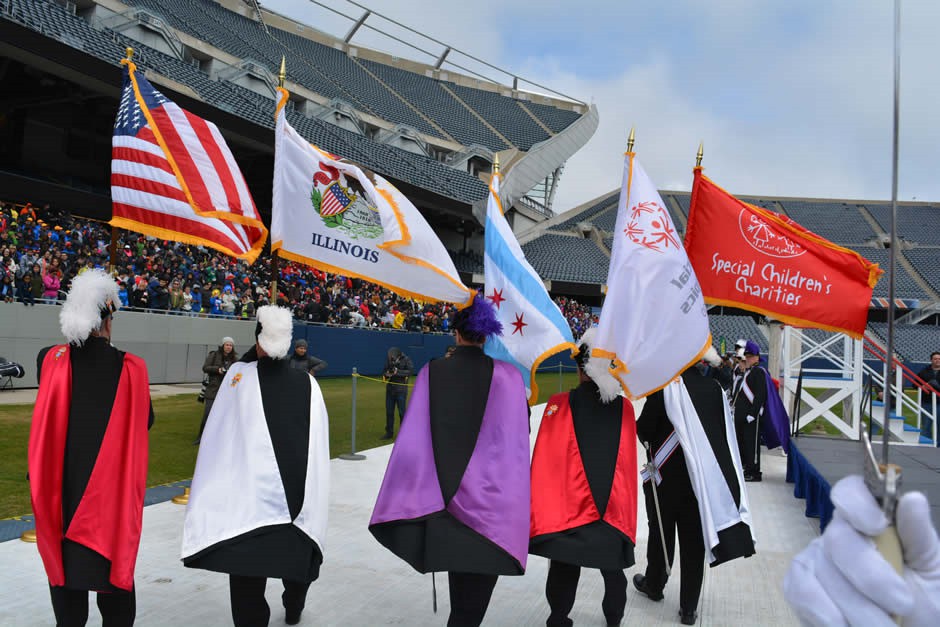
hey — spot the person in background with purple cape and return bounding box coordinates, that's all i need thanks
[369,294,530,627]
[731,339,789,482]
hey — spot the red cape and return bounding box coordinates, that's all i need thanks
[531,392,637,542]
[28,345,150,591]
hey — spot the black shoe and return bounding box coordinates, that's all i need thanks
[632,574,664,601]
[380,432,393,440]
[744,473,762,482]
[679,609,697,625]
[285,607,302,625]
[605,615,623,627]
[192,438,200,445]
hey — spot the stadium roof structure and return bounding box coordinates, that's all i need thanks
[518,188,940,305]
[0,0,596,224]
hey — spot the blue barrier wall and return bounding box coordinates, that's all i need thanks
[292,325,578,377]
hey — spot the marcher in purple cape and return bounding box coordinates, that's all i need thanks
[369,294,530,627]
[731,340,789,482]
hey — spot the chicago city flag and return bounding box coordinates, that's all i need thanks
[483,173,575,403]
[591,152,711,399]
[111,58,267,263]
[271,88,472,305]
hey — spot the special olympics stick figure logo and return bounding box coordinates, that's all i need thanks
[624,201,680,253]
[738,209,806,258]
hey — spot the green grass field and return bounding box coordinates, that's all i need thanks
[0,371,580,519]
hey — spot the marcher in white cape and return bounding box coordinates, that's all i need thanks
[181,306,330,626]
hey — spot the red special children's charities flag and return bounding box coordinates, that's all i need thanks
[684,169,882,338]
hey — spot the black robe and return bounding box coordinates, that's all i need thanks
[370,345,523,575]
[639,368,755,566]
[183,355,322,583]
[529,381,635,570]
[36,337,154,592]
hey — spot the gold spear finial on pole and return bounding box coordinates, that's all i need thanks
[125,47,134,61]
[627,126,636,153]
[696,141,704,167]
[493,153,500,174]
[278,56,286,88]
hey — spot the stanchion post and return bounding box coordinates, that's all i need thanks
[340,367,366,460]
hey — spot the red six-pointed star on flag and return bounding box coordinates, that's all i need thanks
[511,312,528,336]
[488,288,506,309]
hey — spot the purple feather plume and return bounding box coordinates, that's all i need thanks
[454,293,503,342]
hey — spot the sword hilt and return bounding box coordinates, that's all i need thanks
[861,432,904,625]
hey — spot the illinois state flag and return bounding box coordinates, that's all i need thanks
[684,169,882,338]
[271,88,472,305]
[111,59,267,263]
[483,173,575,403]
[591,152,711,399]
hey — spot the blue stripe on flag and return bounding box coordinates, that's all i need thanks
[484,335,532,390]
[485,216,573,342]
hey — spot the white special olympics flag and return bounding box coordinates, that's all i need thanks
[591,152,711,399]
[483,172,575,403]
[272,88,473,305]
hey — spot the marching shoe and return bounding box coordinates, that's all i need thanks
[380,432,394,440]
[679,608,697,625]
[632,574,664,601]
[744,473,762,482]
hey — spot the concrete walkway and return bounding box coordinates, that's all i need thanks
[0,384,200,406]
[0,402,815,626]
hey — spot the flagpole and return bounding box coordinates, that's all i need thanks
[110,46,134,277]
[626,126,635,153]
[883,0,900,466]
[696,141,704,168]
[270,56,286,305]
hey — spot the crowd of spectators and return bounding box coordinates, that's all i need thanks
[1,201,597,337]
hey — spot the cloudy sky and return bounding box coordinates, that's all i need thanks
[263,0,939,213]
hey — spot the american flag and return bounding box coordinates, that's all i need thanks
[319,182,353,217]
[110,61,267,262]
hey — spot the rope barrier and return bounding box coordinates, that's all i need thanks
[352,373,414,388]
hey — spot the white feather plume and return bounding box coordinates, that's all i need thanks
[577,327,623,404]
[256,305,293,359]
[59,269,121,345]
[702,346,722,367]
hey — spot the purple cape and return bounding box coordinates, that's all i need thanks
[369,361,531,572]
[759,366,790,454]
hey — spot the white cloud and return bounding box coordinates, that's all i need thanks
[264,0,940,212]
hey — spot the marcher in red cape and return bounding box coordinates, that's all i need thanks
[530,327,638,627]
[28,268,153,627]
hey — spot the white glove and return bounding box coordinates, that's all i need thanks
[783,474,940,626]
[746,414,756,424]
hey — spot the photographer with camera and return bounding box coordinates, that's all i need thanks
[381,347,413,440]
[194,336,238,445]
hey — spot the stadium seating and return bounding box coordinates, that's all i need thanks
[5,0,491,204]
[904,248,940,295]
[867,323,940,365]
[448,249,484,274]
[846,247,929,299]
[865,203,940,246]
[445,83,550,151]
[524,100,582,133]
[552,192,619,231]
[709,315,769,352]
[521,234,609,284]
[117,0,580,153]
[358,60,509,150]
[779,200,877,244]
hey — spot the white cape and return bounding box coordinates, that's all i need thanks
[181,361,330,559]
[663,377,755,563]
